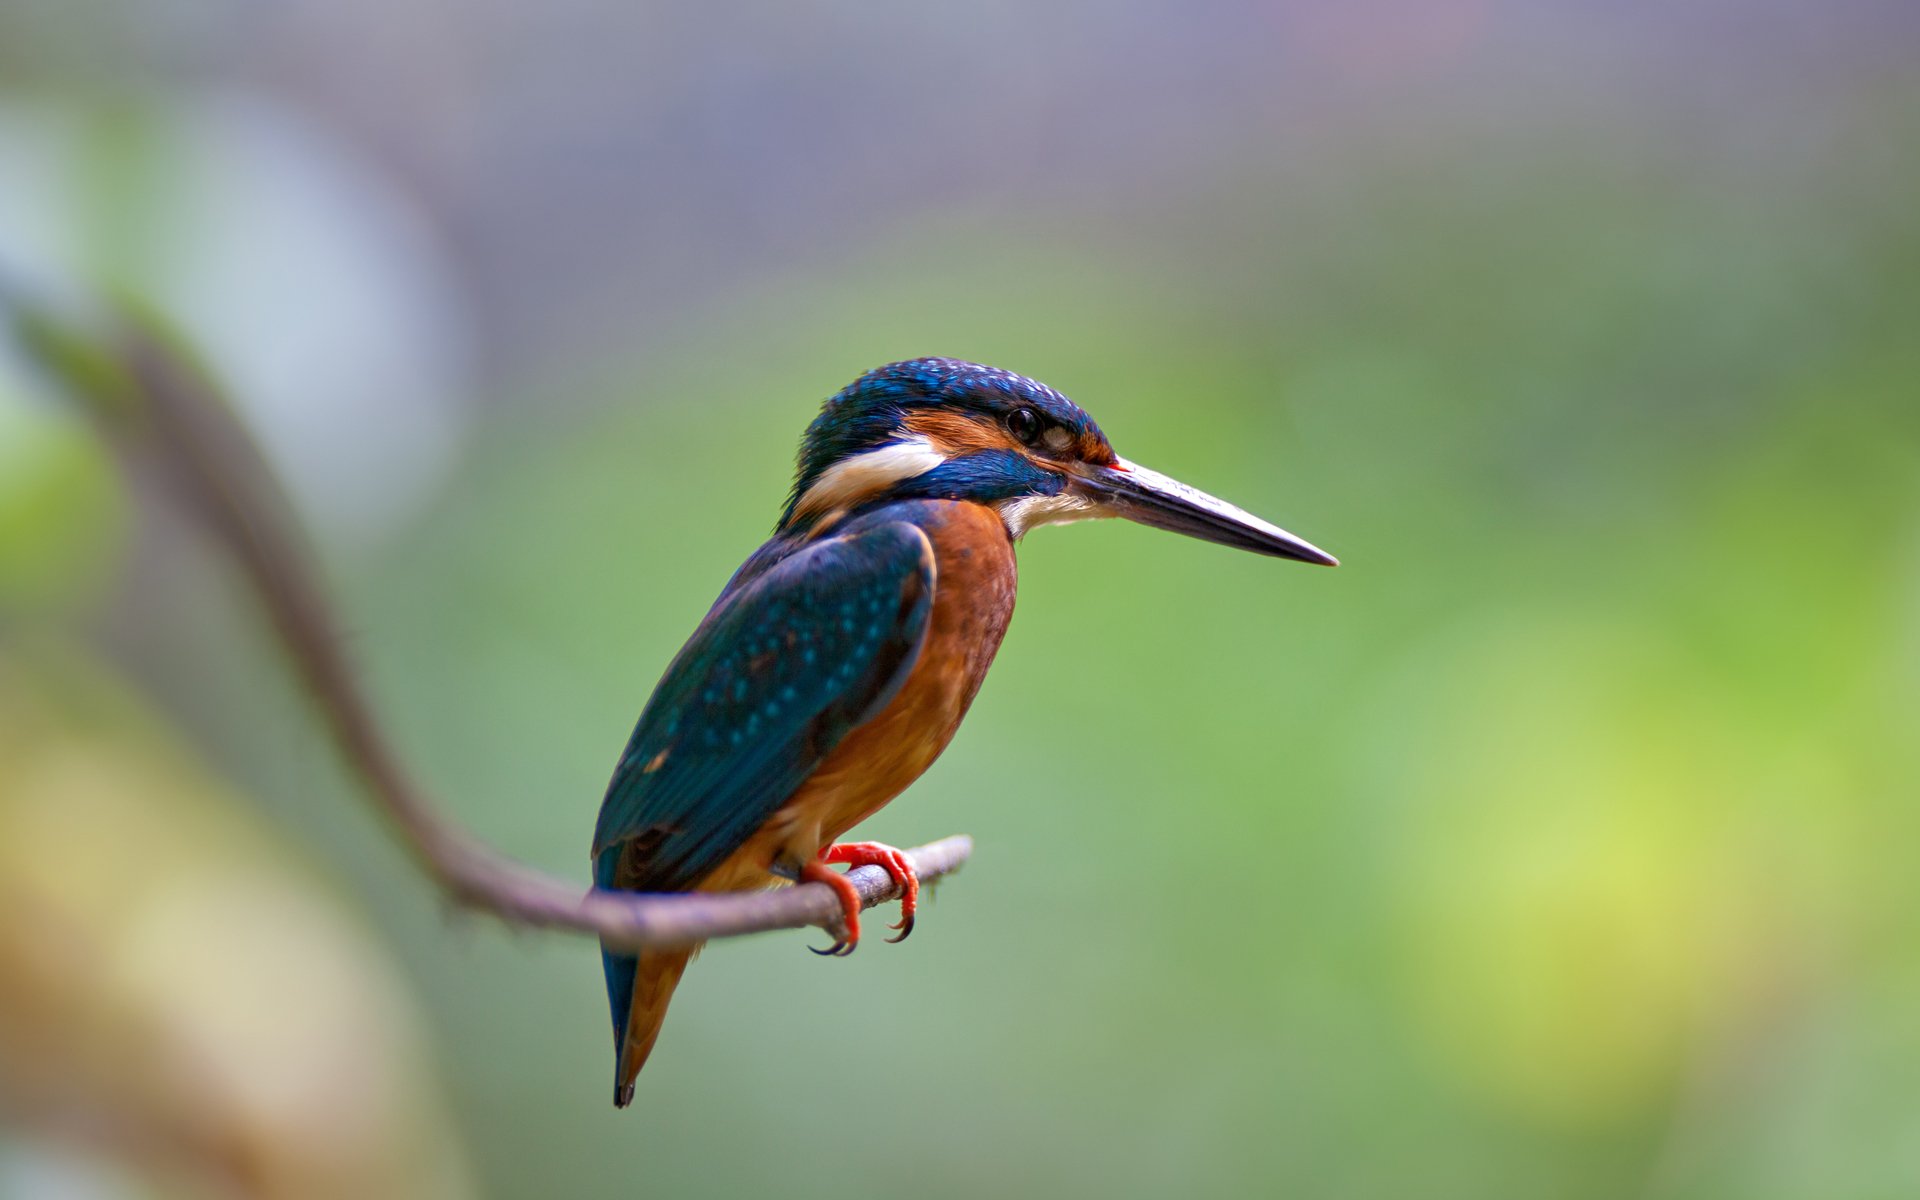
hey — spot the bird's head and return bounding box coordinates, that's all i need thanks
[780,358,1335,566]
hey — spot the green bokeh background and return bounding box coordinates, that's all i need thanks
[4,3,1920,1197]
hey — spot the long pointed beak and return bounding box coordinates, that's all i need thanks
[1071,458,1338,566]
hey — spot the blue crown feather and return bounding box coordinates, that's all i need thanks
[784,358,1103,524]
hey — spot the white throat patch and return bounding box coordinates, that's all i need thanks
[998,490,1104,539]
[792,436,947,522]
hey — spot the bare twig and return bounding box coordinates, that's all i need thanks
[7,297,971,952]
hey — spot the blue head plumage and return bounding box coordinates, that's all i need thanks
[782,358,1114,529]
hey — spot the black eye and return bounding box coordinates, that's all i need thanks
[1006,407,1041,444]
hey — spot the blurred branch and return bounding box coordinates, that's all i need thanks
[4,294,971,952]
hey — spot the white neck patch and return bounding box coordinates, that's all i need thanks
[792,436,947,523]
[998,489,1105,539]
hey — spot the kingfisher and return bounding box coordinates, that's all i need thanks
[592,358,1335,1106]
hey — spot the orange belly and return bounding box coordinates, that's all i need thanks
[698,501,1018,893]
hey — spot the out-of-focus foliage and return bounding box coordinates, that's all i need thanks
[0,387,120,614]
[0,649,472,1199]
[3,2,1919,1198]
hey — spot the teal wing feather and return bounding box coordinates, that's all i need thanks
[591,521,936,894]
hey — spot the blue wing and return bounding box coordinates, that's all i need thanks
[591,520,936,894]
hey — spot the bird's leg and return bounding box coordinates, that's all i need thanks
[798,858,862,957]
[821,841,920,944]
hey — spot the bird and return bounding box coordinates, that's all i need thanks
[591,358,1335,1107]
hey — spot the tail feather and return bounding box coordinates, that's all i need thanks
[610,947,695,1107]
[597,848,698,1108]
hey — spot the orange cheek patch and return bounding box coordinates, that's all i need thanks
[904,410,1019,457]
[1077,432,1118,465]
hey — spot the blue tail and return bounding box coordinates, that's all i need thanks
[596,848,695,1108]
[596,848,639,1082]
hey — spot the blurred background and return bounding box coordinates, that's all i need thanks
[3,1,1919,1196]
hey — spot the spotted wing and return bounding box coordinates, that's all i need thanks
[591,522,935,894]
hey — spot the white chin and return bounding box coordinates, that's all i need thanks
[998,492,1104,539]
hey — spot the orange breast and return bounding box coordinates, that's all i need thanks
[729,501,1018,876]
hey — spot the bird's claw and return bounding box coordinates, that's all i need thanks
[797,841,921,957]
[823,841,920,945]
[798,857,864,957]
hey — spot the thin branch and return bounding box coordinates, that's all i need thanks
[7,297,971,952]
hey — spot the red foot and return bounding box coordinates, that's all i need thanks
[799,858,863,957]
[803,842,921,956]
[825,842,920,944]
